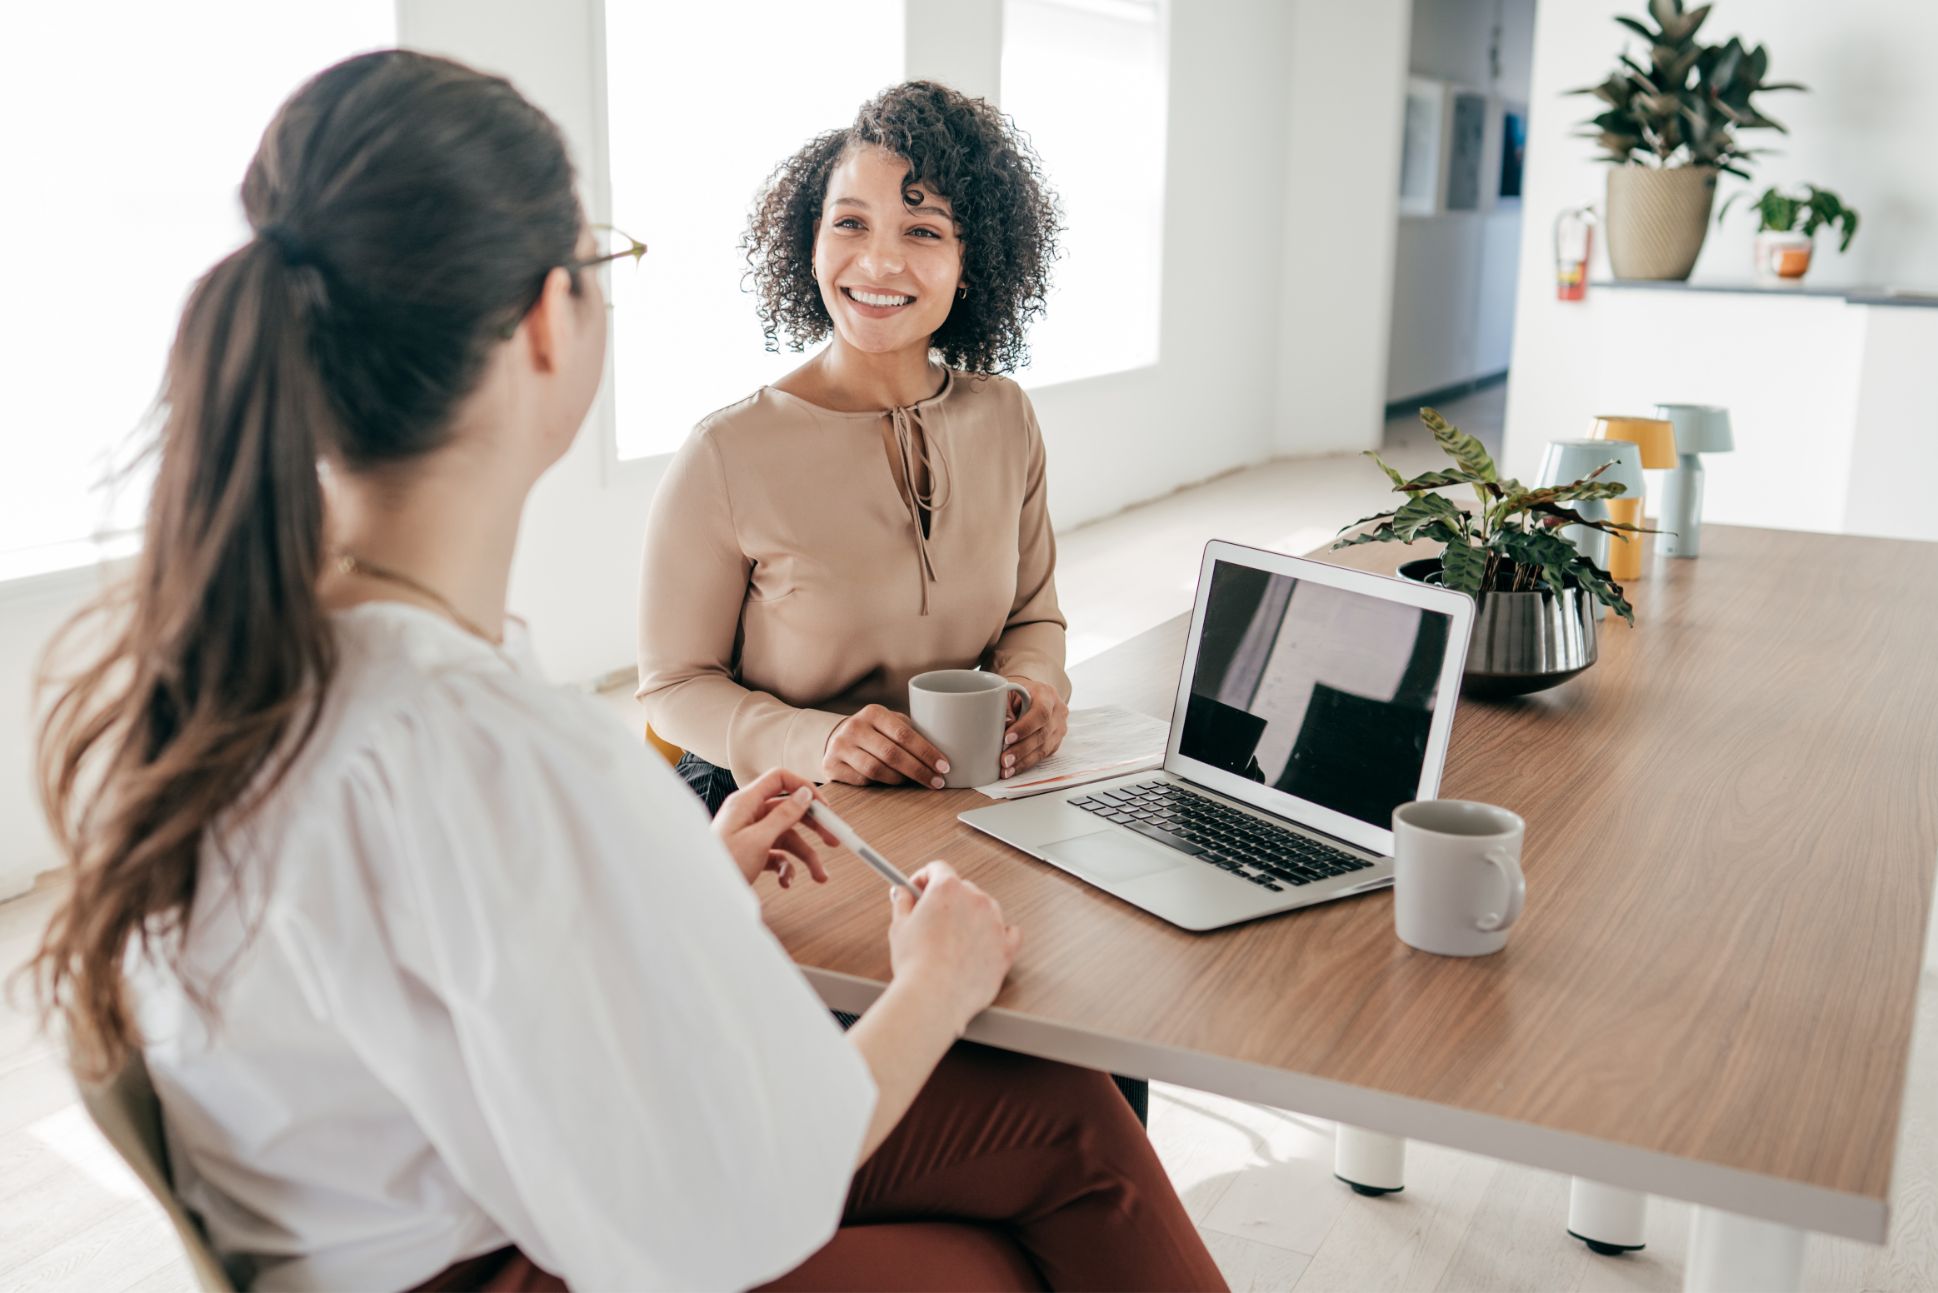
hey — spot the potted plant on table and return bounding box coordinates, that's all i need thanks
[1334,410,1643,698]
[1573,0,1805,281]
[1720,184,1859,281]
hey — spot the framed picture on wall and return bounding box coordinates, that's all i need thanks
[1445,89,1487,212]
[1398,77,1445,216]
[1499,101,1527,203]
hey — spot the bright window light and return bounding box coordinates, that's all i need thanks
[0,2,396,581]
[604,2,904,461]
[1002,0,1167,388]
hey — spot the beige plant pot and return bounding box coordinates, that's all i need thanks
[1605,165,1718,281]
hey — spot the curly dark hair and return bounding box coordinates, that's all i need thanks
[743,80,1061,375]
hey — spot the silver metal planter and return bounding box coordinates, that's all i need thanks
[1400,559,1598,698]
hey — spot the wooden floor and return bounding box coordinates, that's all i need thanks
[5,387,1935,1291]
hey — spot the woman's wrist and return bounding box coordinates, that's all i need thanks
[885,963,979,1039]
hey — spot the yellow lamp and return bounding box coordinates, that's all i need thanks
[1589,416,1676,581]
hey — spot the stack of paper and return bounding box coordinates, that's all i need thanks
[974,705,1170,800]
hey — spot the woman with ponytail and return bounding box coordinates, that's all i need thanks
[30,50,1221,1293]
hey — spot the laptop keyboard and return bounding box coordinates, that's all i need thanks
[1068,778,1376,893]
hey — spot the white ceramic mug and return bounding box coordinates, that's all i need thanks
[1391,800,1527,956]
[909,670,1033,789]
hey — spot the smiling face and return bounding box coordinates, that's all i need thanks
[812,145,964,357]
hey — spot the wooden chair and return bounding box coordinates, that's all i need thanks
[74,1053,235,1292]
[644,722,683,766]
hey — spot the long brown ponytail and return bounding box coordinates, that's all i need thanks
[32,50,584,1079]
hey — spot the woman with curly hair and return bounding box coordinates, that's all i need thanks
[638,80,1073,807]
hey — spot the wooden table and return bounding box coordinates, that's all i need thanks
[763,525,1938,1285]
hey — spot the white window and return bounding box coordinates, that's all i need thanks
[1001,0,1168,388]
[603,2,904,462]
[0,2,396,583]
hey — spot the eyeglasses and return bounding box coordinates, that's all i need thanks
[567,224,648,293]
[499,224,646,337]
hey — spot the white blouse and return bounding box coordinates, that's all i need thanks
[132,603,875,1292]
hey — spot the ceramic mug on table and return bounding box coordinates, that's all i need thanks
[1391,800,1527,956]
[909,670,1034,789]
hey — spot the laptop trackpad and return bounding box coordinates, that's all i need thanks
[1043,831,1186,883]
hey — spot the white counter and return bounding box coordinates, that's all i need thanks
[1500,281,1938,543]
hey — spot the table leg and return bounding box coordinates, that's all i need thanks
[1333,1124,1405,1196]
[1684,1207,1805,1293]
[1567,1178,1647,1254]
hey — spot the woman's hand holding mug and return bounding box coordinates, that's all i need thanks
[824,704,952,789]
[1001,676,1068,779]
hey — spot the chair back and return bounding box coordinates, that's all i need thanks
[644,722,683,766]
[75,1053,236,1292]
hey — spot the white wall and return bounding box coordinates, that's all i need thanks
[1276,0,1411,456]
[398,0,657,694]
[1385,0,1536,403]
[0,0,647,891]
[1505,0,1938,480]
[1016,0,1291,518]
[908,0,1002,99]
[0,571,122,897]
[1843,306,1938,541]
[1387,211,1522,398]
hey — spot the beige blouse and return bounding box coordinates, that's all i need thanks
[636,370,1069,784]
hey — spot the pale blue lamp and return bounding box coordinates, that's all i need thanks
[1537,438,1644,618]
[1653,404,1734,558]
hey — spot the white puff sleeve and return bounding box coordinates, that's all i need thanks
[263,664,875,1291]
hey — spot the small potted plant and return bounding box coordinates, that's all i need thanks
[1335,410,1644,698]
[1720,184,1859,281]
[1572,0,1804,281]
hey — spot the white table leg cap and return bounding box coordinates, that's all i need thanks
[1685,1207,1805,1293]
[1333,1125,1406,1196]
[1568,1178,1648,1254]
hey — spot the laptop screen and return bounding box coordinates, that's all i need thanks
[1177,558,1456,832]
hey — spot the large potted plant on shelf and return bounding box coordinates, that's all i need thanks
[1335,410,1642,698]
[1574,0,1804,281]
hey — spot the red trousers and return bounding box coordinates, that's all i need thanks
[423,1045,1225,1292]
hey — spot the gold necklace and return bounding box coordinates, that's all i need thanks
[332,552,502,646]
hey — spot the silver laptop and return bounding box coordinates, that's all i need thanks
[960,541,1475,931]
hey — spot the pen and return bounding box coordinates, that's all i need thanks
[803,800,922,897]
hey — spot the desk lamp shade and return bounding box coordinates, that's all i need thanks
[1537,438,1644,494]
[1537,439,1644,604]
[1653,405,1733,557]
[1655,404,1734,454]
[1587,417,1672,581]
[1591,415,1677,468]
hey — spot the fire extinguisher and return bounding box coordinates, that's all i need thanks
[1555,206,1598,301]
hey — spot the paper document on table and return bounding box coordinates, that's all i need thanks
[975,705,1170,800]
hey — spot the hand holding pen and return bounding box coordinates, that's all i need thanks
[806,799,1020,1026]
[722,771,1020,1028]
[711,769,840,889]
